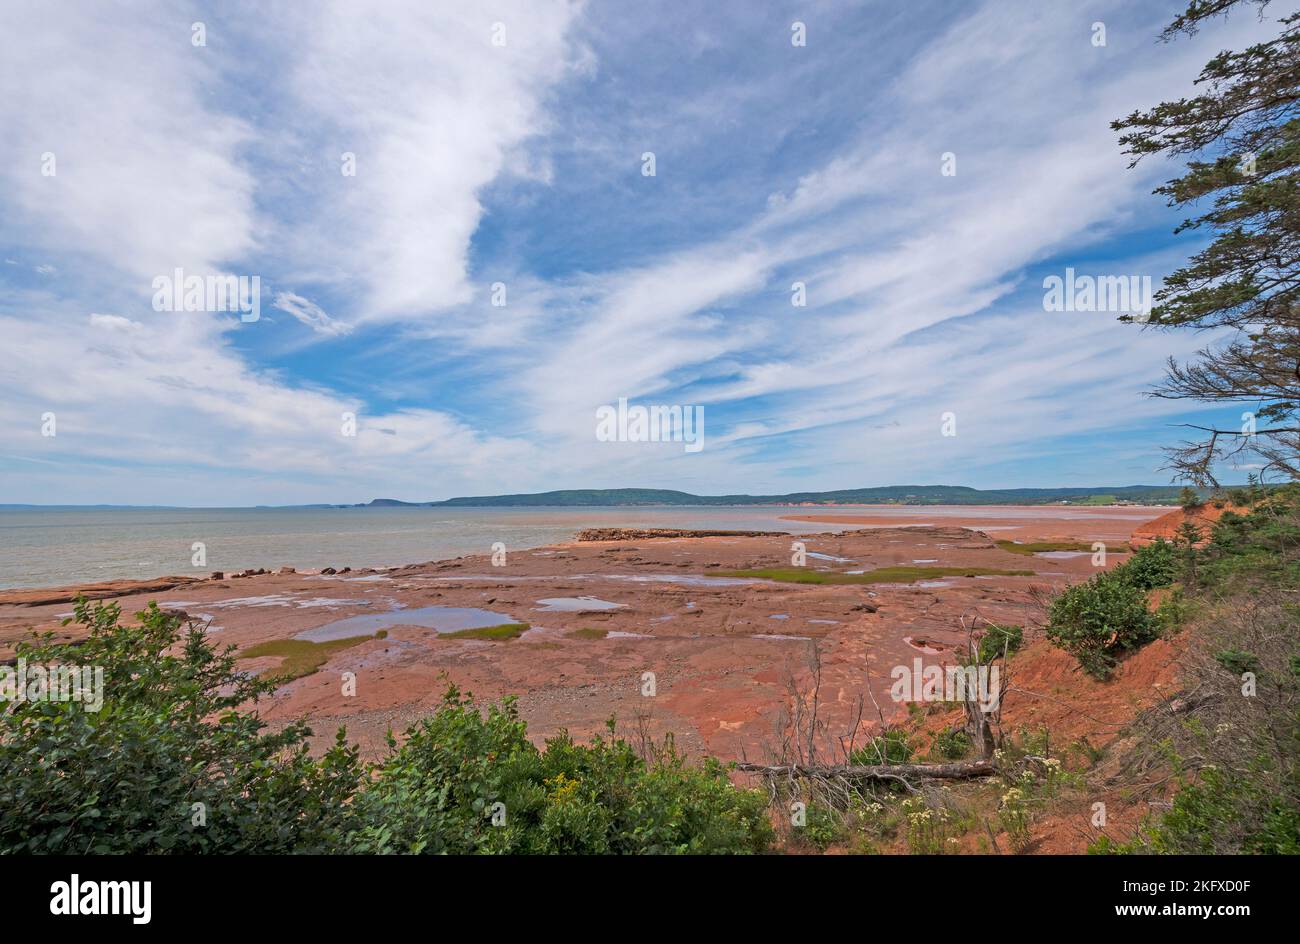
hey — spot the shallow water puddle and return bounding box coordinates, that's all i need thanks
[1035,550,1089,559]
[295,605,517,642]
[534,596,624,612]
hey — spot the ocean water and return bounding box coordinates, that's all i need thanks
[0,503,1162,590]
[0,504,841,590]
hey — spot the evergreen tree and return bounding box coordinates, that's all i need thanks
[1113,0,1300,485]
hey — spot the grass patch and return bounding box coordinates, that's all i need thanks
[707,566,1034,585]
[996,540,1130,556]
[440,622,529,641]
[239,635,375,682]
[568,627,609,639]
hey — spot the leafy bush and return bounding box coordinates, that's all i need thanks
[977,623,1023,663]
[1121,539,1178,590]
[931,726,972,760]
[1200,488,1300,588]
[0,599,361,854]
[1214,649,1260,676]
[850,727,913,766]
[0,600,773,855]
[1094,489,1300,855]
[1094,761,1300,856]
[1045,571,1158,679]
[349,689,773,854]
[1043,539,1179,677]
[795,802,845,850]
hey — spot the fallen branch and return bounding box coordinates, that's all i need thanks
[735,760,995,781]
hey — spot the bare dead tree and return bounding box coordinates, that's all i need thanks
[958,611,1012,759]
[750,616,1015,810]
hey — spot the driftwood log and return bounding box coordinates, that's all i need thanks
[735,760,995,781]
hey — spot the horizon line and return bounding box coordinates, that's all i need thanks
[0,482,1207,510]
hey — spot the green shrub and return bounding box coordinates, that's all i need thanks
[1096,762,1300,855]
[1153,586,1194,633]
[1200,490,1300,589]
[850,728,913,766]
[931,726,972,760]
[0,600,773,855]
[1214,649,1260,676]
[350,690,772,854]
[0,599,362,854]
[1045,571,1158,679]
[1121,539,1178,590]
[796,803,845,850]
[1044,539,1179,677]
[1093,487,1300,855]
[977,623,1023,663]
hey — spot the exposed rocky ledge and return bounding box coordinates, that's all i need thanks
[576,527,787,542]
[0,575,206,607]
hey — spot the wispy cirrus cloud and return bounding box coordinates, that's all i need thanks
[279,0,587,322]
[0,0,1282,504]
[271,292,351,338]
[0,1,257,284]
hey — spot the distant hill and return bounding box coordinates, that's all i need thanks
[363,485,1190,508]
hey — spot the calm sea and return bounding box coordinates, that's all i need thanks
[0,503,1165,590]
[0,504,859,590]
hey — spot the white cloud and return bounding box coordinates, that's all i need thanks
[271,292,351,337]
[493,0,1272,486]
[283,0,585,322]
[88,313,143,333]
[0,1,258,286]
[0,0,1277,503]
[0,299,546,504]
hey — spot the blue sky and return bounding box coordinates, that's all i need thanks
[0,0,1285,505]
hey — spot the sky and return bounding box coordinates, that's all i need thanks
[0,0,1287,506]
